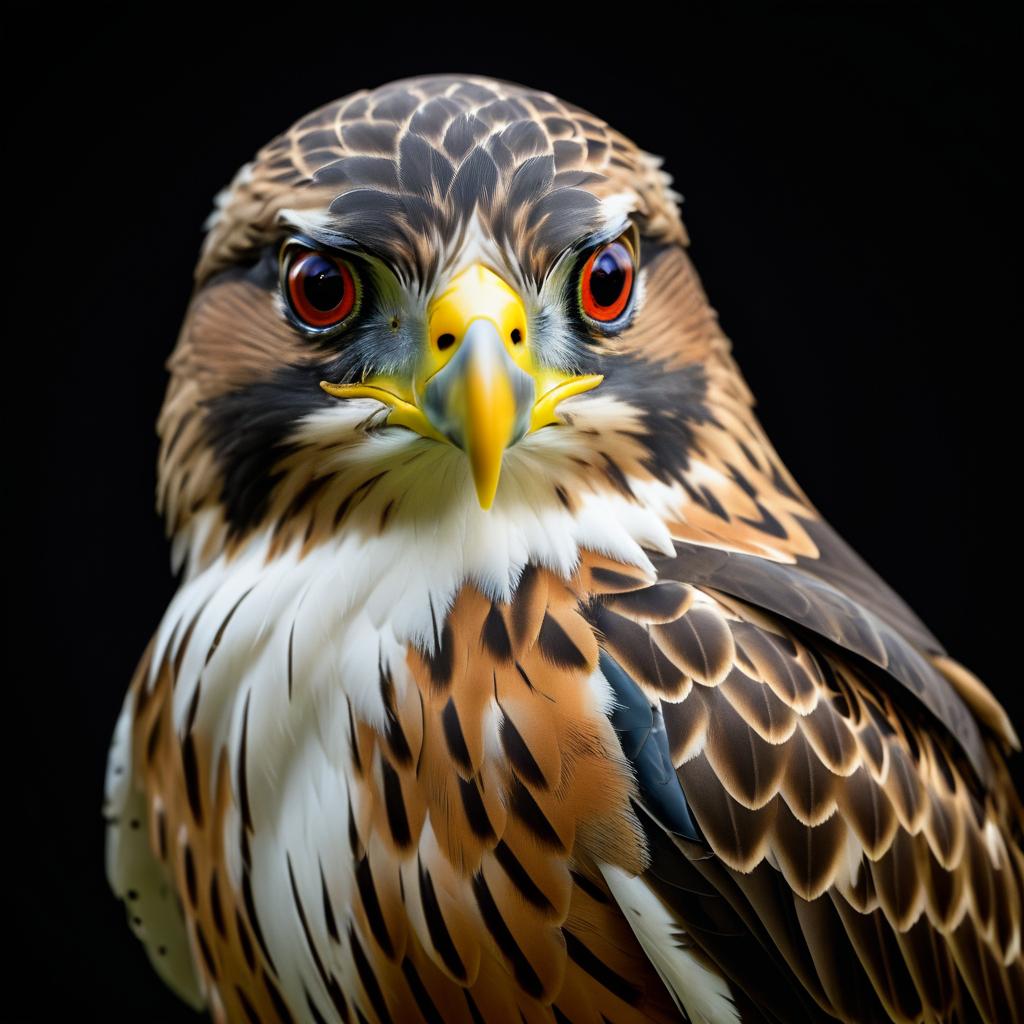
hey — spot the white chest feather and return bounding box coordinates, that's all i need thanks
[141,445,673,1019]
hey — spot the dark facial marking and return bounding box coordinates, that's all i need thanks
[599,350,714,485]
[204,360,335,535]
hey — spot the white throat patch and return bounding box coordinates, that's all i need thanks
[171,394,673,662]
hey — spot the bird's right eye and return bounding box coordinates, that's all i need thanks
[284,246,359,330]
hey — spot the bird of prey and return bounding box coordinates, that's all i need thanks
[104,75,1022,1024]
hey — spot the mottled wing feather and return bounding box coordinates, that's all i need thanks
[586,563,1024,1024]
[660,540,991,782]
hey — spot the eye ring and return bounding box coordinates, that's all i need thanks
[580,238,635,324]
[284,246,359,330]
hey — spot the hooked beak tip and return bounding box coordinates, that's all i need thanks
[475,481,499,510]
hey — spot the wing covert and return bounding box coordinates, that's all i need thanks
[584,560,1024,1024]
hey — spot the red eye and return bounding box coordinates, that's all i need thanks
[286,248,357,329]
[580,239,635,322]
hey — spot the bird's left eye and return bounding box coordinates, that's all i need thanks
[580,238,635,324]
[285,247,358,330]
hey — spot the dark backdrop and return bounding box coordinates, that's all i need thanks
[27,7,1019,1022]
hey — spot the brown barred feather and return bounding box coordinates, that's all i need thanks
[128,650,284,1024]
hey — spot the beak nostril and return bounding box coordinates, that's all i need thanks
[437,333,456,351]
[510,328,522,345]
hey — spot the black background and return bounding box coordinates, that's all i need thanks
[26,7,1019,1022]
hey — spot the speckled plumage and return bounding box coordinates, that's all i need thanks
[105,75,1022,1024]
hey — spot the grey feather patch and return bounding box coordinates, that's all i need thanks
[600,651,703,843]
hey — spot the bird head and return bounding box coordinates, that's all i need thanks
[159,75,808,569]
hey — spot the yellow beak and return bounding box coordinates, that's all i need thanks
[321,264,601,509]
[434,318,523,508]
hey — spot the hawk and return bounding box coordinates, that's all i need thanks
[104,75,1022,1024]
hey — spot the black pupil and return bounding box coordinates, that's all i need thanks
[301,255,345,311]
[590,245,628,307]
